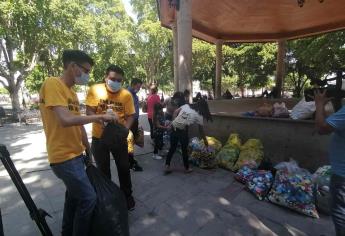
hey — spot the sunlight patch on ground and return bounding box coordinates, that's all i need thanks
[219,197,231,205]
[285,224,307,236]
[177,210,189,219]
[142,216,157,226]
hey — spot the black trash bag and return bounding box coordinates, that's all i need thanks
[101,123,129,151]
[86,165,129,236]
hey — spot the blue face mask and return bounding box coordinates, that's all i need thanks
[75,71,89,85]
[107,79,122,92]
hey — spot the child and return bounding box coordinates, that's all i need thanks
[152,103,170,160]
[165,93,212,174]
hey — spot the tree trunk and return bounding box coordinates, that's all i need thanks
[240,87,245,97]
[9,83,21,116]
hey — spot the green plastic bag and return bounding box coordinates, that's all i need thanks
[226,133,242,149]
[206,136,222,152]
[232,139,264,171]
[240,138,263,151]
[216,147,240,170]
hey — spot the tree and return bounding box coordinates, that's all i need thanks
[130,0,173,89]
[285,31,345,97]
[223,43,276,97]
[0,0,53,113]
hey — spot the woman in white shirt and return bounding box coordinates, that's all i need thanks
[165,93,212,174]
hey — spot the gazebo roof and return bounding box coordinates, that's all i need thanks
[157,0,345,43]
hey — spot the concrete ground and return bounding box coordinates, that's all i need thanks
[0,114,335,236]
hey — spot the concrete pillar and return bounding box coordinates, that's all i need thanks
[215,40,223,99]
[177,0,192,99]
[275,40,286,98]
[171,22,179,92]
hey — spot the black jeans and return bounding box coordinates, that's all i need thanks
[331,174,345,236]
[91,137,132,198]
[130,118,139,137]
[148,118,154,139]
[154,131,164,154]
[165,128,189,169]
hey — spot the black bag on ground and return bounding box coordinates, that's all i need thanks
[86,165,129,236]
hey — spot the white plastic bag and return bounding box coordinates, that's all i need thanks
[290,98,315,120]
[272,102,289,118]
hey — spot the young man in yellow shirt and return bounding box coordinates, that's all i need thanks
[39,50,116,236]
[86,64,136,210]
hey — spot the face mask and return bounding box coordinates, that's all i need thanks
[75,70,90,85]
[107,79,121,92]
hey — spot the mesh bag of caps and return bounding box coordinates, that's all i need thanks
[189,136,222,169]
[231,139,264,172]
[216,133,242,170]
[313,165,331,215]
[246,170,274,200]
[234,165,274,200]
[267,160,319,218]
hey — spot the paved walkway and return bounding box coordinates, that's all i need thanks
[0,114,334,236]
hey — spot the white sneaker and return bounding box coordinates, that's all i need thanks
[152,154,163,160]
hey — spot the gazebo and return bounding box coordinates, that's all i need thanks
[156,0,345,98]
[156,0,345,170]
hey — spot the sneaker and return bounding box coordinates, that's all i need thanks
[185,168,193,174]
[152,154,163,160]
[132,163,143,172]
[127,196,135,211]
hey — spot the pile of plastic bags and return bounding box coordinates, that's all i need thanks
[232,139,264,171]
[234,166,255,184]
[235,166,274,201]
[216,134,242,170]
[267,160,319,218]
[189,136,221,169]
[313,165,331,215]
[247,170,274,200]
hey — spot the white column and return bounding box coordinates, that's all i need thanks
[215,40,223,99]
[275,40,286,98]
[171,22,179,92]
[177,0,192,100]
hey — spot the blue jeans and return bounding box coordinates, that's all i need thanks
[51,155,96,236]
[331,174,345,236]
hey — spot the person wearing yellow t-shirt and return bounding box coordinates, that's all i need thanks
[39,50,116,236]
[86,64,136,211]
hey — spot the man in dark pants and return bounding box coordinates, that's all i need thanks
[39,50,115,235]
[314,90,345,236]
[127,78,143,171]
[86,64,136,210]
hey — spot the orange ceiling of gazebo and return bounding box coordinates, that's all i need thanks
[157,0,345,43]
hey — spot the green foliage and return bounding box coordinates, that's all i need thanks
[223,43,276,96]
[2,0,345,107]
[0,86,8,94]
[285,31,345,97]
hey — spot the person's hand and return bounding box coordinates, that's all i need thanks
[313,89,332,106]
[100,113,117,123]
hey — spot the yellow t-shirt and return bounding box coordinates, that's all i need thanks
[86,84,135,138]
[39,77,84,164]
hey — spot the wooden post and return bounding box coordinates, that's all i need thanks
[177,0,192,100]
[275,40,286,98]
[215,40,223,99]
[171,22,179,92]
